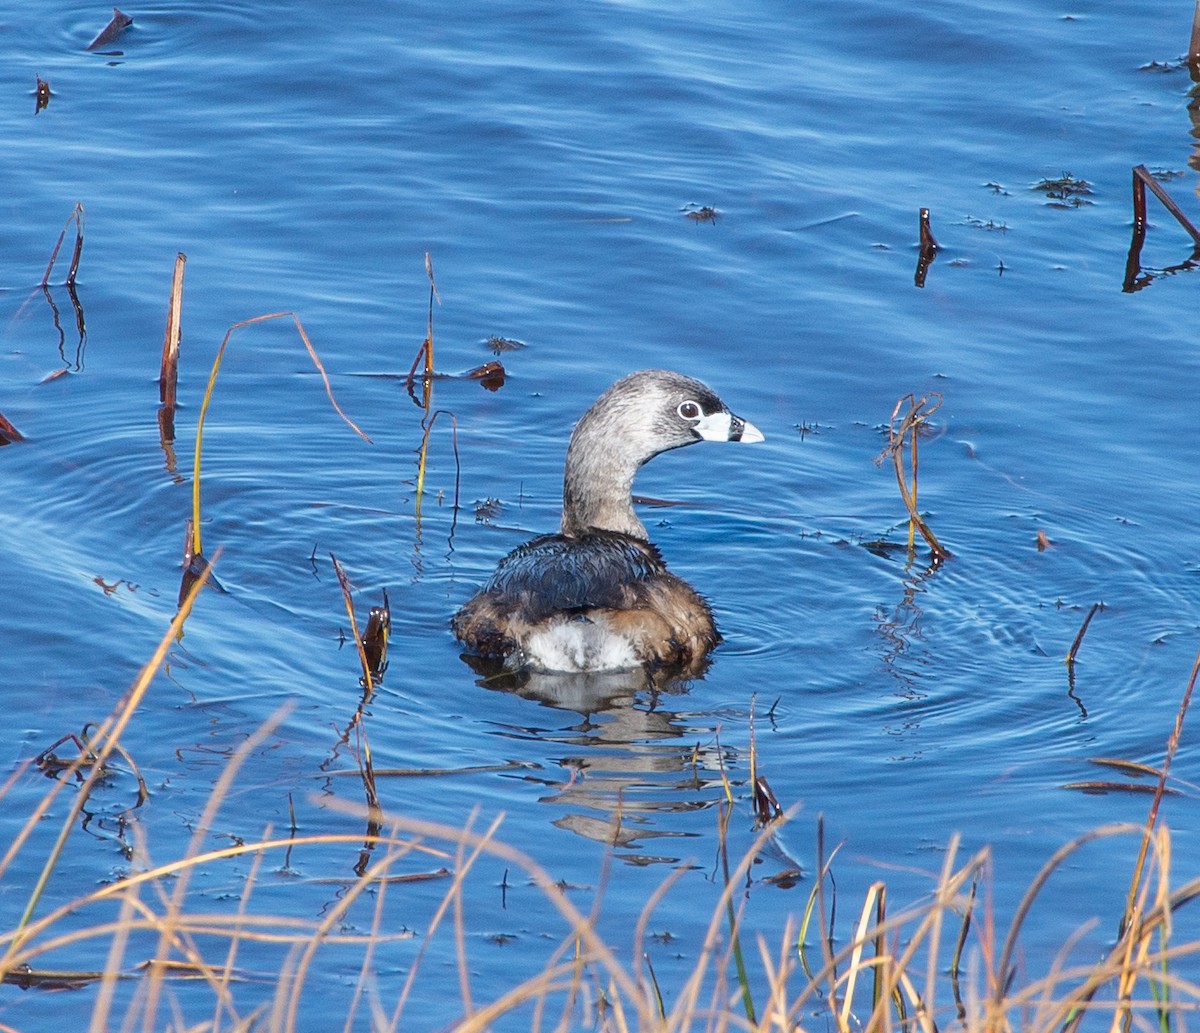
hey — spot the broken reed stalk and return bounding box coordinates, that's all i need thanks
[41,203,85,288]
[158,252,186,408]
[883,393,950,562]
[405,252,441,407]
[1192,1,1200,65]
[1064,603,1101,664]
[190,311,371,557]
[330,554,377,695]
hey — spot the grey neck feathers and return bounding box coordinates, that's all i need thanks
[561,430,648,538]
[558,371,707,540]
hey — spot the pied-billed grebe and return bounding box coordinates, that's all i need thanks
[452,369,763,675]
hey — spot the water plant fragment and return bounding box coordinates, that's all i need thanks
[86,7,132,51]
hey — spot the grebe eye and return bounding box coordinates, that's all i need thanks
[677,400,701,420]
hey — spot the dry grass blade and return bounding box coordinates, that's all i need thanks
[3,549,217,952]
[1120,644,1200,938]
[1089,758,1164,779]
[190,311,372,557]
[993,823,1141,1008]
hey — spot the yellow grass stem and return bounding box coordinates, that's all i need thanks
[414,408,460,526]
[191,312,372,557]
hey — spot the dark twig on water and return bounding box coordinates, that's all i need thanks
[86,7,133,51]
[914,208,939,288]
[42,204,85,288]
[1190,0,1200,68]
[1065,602,1101,665]
[158,253,187,448]
[159,253,186,409]
[1124,164,1200,292]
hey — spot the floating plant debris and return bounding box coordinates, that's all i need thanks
[473,497,503,524]
[1032,172,1094,207]
[681,203,718,222]
[361,592,390,682]
[87,7,133,51]
[914,207,939,288]
[485,335,526,354]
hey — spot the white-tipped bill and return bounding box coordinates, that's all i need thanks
[693,410,764,443]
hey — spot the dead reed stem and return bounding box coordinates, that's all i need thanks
[158,252,186,408]
[1131,164,1200,246]
[41,203,84,287]
[1065,602,1101,664]
[405,252,441,408]
[331,554,376,696]
[881,393,950,562]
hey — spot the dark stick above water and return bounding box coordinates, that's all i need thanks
[86,7,133,51]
